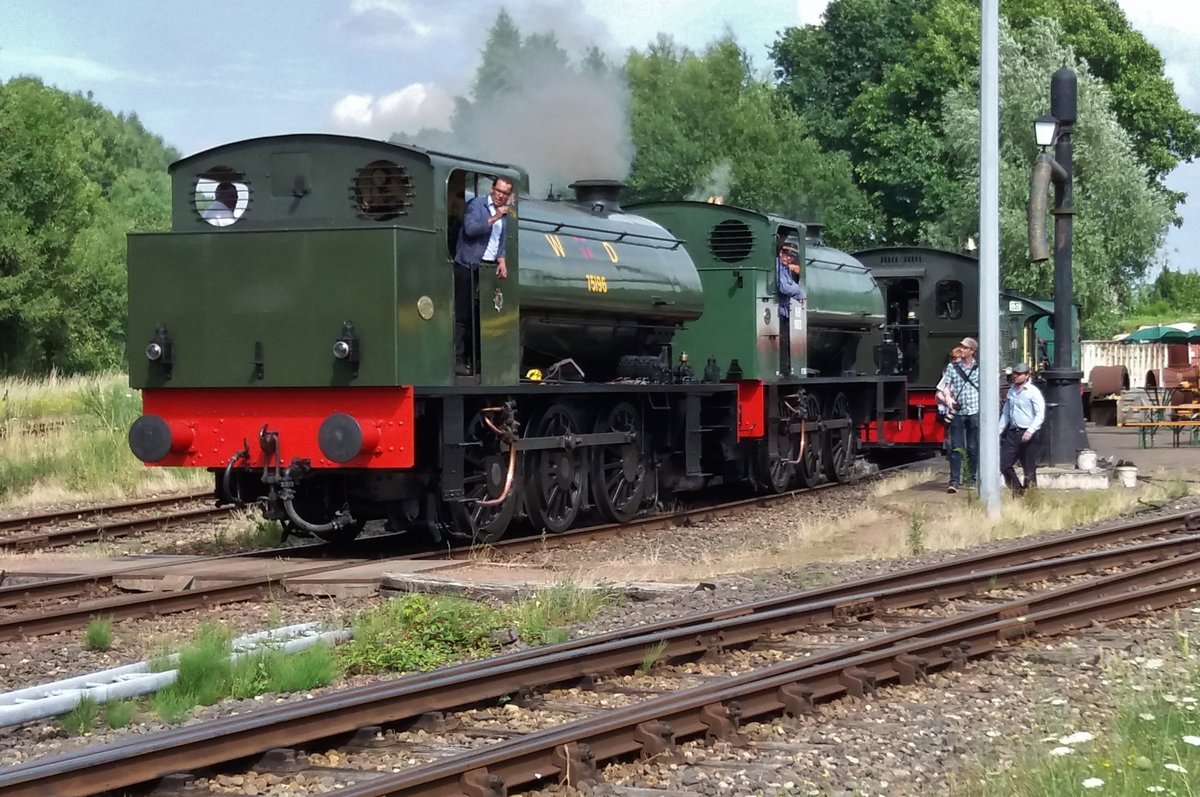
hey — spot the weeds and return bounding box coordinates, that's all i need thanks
[509,583,620,645]
[339,594,505,675]
[150,622,335,723]
[104,699,137,729]
[59,697,100,736]
[906,511,927,555]
[0,372,207,505]
[84,616,114,651]
[263,644,337,692]
[954,641,1200,796]
[639,640,668,673]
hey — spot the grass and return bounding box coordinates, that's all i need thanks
[59,696,100,736]
[906,510,927,555]
[339,593,506,675]
[639,640,668,673]
[104,699,137,729]
[188,516,284,553]
[508,582,620,645]
[149,622,336,723]
[560,465,1200,584]
[339,584,620,676]
[0,372,207,507]
[952,617,1200,796]
[83,616,114,651]
[870,467,938,497]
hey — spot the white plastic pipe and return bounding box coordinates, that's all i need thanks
[0,623,350,727]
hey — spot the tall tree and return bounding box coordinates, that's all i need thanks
[625,36,881,246]
[0,77,175,373]
[927,20,1173,336]
[771,0,1198,241]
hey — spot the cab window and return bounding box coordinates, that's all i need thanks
[936,280,963,320]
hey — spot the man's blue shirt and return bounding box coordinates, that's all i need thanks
[454,195,506,268]
[777,259,805,318]
[1000,381,1045,433]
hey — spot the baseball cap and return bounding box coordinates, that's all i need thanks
[960,337,979,350]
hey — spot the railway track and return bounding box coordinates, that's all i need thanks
[0,490,228,552]
[3,507,1200,796]
[0,464,908,637]
[0,457,1156,637]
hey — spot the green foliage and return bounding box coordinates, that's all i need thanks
[265,643,337,692]
[150,624,337,722]
[1121,268,1200,331]
[959,655,1200,796]
[1001,0,1200,184]
[625,36,882,247]
[84,616,115,652]
[906,511,927,555]
[0,77,175,374]
[104,699,137,729]
[58,697,100,736]
[927,19,1173,336]
[509,583,619,646]
[339,586,619,676]
[230,651,272,699]
[164,622,235,711]
[639,640,668,673]
[769,0,1193,299]
[151,688,194,724]
[339,594,506,675]
[414,12,627,198]
[0,373,206,501]
[230,644,336,698]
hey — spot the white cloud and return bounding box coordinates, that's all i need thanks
[342,0,438,48]
[331,83,454,136]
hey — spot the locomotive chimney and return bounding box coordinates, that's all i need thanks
[570,179,624,213]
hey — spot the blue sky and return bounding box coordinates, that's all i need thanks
[1,0,1196,272]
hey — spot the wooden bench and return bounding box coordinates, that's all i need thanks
[1117,402,1200,448]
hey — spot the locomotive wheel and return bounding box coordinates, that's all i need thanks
[448,411,518,544]
[590,402,646,523]
[524,403,587,533]
[796,393,826,488]
[756,398,797,494]
[823,392,856,483]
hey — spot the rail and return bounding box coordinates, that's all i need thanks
[2,507,1199,796]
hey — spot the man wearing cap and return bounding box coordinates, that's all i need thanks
[941,336,980,493]
[999,362,1045,496]
[776,242,805,376]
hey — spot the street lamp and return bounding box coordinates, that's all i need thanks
[1027,67,1088,467]
[1033,114,1059,149]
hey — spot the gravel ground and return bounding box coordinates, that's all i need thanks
[583,609,1200,797]
[4,466,1200,793]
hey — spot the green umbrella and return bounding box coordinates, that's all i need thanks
[1123,325,1190,343]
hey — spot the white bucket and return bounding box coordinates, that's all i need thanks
[1114,465,1138,488]
[1076,449,1097,471]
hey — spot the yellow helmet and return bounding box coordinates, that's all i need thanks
[525,368,543,382]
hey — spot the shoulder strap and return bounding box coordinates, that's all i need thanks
[953,362,979,391]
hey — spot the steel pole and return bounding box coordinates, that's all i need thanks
[978,0,1001,514]
[1043,67,1089,464]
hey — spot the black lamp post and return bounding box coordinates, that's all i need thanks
[1028,67,1088,464]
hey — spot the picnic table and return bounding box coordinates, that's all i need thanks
[1117,400,1200,448]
